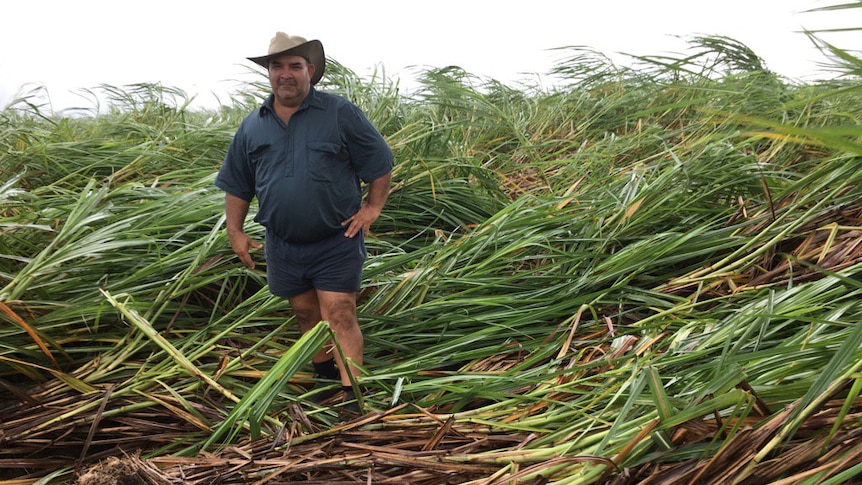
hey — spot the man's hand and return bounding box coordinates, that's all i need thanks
[228,230,263,269]
[342,203,381,238]
[342,172,391,238]
[224,193,260,268]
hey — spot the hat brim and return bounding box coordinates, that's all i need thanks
[247,39,325,85]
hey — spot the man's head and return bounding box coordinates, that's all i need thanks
[247,32,325,85]
[248,32,325,108]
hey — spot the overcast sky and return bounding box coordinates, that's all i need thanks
[1,0,859,111]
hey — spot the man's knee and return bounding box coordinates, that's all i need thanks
[293,308,320,327]
[288,290,321,326]
[328,302,357,326]
[321,295,358,329]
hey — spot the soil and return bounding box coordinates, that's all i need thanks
[75,456,161,485]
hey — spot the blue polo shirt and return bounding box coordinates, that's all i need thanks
[215,88,393,243]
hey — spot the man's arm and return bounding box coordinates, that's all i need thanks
[225,193,263,269]
[342,171,392,238]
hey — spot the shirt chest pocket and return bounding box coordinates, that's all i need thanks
[308,141,347,182]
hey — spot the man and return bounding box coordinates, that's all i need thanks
[215,32,393,415]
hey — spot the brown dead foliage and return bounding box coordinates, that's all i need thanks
[663,198,862,299]
[74,454,172,485]
[615,396,862,485]
[4,349,862,484]
[145,408,527,484]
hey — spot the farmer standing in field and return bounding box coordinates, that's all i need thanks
[214,32,393,417]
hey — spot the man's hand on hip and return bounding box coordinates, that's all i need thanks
[341,203,381,238]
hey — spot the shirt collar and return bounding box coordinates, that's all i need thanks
[259,87,323,117]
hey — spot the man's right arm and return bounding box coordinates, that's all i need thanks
[225,193,262,269]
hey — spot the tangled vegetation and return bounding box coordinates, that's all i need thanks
[2,13,862,485]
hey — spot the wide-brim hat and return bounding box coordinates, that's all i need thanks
[247,32,325,85]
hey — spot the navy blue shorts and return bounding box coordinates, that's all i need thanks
[265,229,366,298]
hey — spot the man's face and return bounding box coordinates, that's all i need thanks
[268,54,315,107]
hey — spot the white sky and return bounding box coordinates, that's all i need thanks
[1,0,859,112]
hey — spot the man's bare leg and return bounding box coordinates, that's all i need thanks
[287,289,332,365]
[315,289,363,387]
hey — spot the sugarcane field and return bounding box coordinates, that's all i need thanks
[2,9,862,485]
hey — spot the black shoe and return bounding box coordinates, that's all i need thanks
[305,381,341,405]
[337,397,362,421]
[312,359,341,380]
[307,359,342,405]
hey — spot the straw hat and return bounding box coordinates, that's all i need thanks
[247,32,325,85]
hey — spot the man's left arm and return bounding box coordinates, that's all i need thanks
[342,171,392,238]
